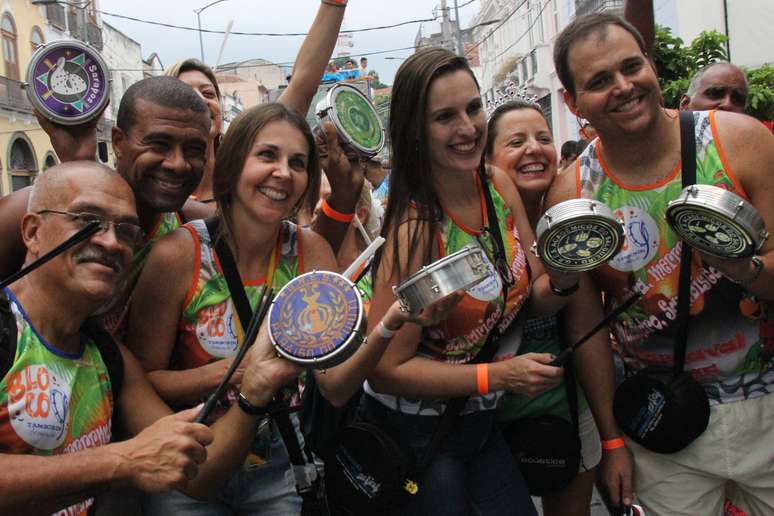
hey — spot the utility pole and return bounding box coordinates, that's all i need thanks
[453,0,464,56]
[440,0,453,52]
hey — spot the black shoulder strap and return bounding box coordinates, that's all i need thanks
[0,290,17,379]
[674,111,696,375]
[203,218,311,468]
[176,209,187,225]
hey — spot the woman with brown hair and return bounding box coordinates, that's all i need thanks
[361,47,583,515]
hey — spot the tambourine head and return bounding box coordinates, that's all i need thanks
[665,205,754,258]
[665,185,767,259]
[26,40,110,125]
[317,84,384,157]
[269,271,364,369]
[536,200,624,272]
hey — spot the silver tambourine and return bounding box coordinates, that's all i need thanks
[534,199,625,272]
[316,83,385,157]
[268,271,365,369]
[393,246,490,315]
[25,39,110,125]
[666,184,768,258]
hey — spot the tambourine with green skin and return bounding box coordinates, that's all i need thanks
[534,199,625,272]
[666,184,768,259]
[25,39,110,125]
[316,83,385,157]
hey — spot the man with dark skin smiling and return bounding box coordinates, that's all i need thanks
[0,161,300,515]
[0,1,360,334]
[550,13,774,516]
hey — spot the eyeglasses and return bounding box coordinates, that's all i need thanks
[37,210,144,247]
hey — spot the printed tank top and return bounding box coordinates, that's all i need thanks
[577,110,774,404]
[366,174,532,415]
[0,289,113,516]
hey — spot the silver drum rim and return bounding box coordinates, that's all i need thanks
[666,184,768,258]
[536,199,625,271]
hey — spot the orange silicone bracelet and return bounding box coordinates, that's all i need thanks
[321,199,355,223]
[601,437,626,451]
[476,363,489,396]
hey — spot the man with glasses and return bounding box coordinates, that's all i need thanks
[0,161,301,515]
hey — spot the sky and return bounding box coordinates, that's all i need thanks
[97,0,480,85]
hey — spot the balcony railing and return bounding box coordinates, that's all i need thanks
[0,77,33,113]
[46,4,66,30]
[575,0,624,16]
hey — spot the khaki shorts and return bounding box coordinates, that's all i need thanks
[578,407,602,472]
[629,392,774,516]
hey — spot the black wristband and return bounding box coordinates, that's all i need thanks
[550,278,580,297]
[237,392,268,416]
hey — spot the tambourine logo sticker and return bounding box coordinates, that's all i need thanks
[609,206,659,272]
[271,274,359,359]
[336,446,381,499]
[8,364,72,450]
[544,222,617,268]
[32,48,106,117]
[334,90,381,150]
[672,210,746,255]
[466,250,502,301]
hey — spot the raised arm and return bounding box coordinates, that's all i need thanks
[624,0,655,55]
[277,1,346,116]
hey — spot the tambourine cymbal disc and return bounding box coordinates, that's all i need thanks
[666,185,768,259]
[535,199,624,272]
[26,40,110,125]
[269,271,364,369]
[316,84,385,157]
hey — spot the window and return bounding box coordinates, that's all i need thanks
[8,135,37,192]
[520,59,528,82]
[31,26,44,52]
[1,13,19,81]
[45,4,66,30]
[43,152,57,171]
[530,50,538,77]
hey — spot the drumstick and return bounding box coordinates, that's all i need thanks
[195,287,275,424]
[353,214,372,245]
[343,235,385,281]
[0,221,101,290]
[549,291,642,367]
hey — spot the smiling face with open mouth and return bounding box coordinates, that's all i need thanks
[564,25,661,138]
[490,107,557,197]
[231,120,310,226]
[425,69,486,178]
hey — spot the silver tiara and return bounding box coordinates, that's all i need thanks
[485,81,539,117]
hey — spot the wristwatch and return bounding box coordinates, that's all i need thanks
[237,392,270,416]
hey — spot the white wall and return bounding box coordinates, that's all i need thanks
[101,22,143,123]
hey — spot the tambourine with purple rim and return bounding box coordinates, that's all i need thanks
[268,271,366,369]
[25,39,110,125]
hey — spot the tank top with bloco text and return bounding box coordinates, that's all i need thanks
[174,219,303,413]
[366,174,532,416]
[0,289,113,516]
[576,110,774,405]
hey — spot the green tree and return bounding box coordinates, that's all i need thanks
[746,65,774,121]
[367,70,388,89]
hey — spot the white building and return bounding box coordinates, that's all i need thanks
[101,22,143,125]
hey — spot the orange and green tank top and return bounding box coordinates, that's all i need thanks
[366,173,532,415]
[576,110,774,404]
[174,219,303,410]
[0,289,113,516]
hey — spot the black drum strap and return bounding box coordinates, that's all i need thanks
[674,112,696,375]
[203,218,314,472]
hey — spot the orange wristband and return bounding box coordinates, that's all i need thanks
[601,437,625,451]
[321,199,354,223]
[476,363,489,396]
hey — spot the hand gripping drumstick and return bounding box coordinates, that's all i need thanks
[549,291,642,367]
[0,221,101,290]
[195,288,275,424]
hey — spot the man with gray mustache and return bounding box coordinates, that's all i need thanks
[0,161,302,515]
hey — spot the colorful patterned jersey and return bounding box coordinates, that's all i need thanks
[576,110,774,404]
[0,289,113,516]
[367,174,532,415]
[102,211,183,338]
